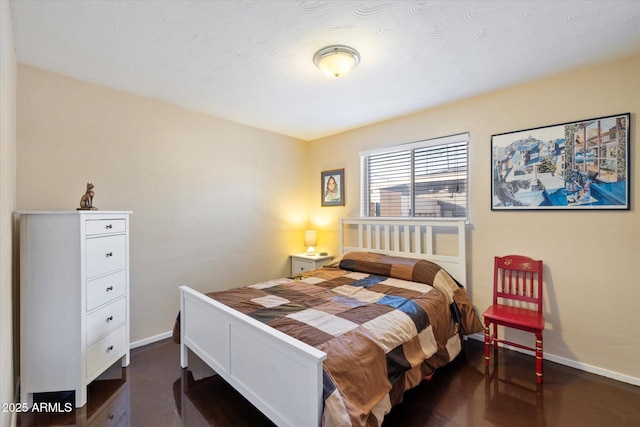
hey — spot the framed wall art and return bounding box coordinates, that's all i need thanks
[321,169,345,207]
[491,113,630,210]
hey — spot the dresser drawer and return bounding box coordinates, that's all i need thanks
[87,324,127,380]
[86,219,126,236]
[86,235,126,278]
[87,298,126,345]
[291,255,333,275]
[87,270,126,312]
[292,258,314,274]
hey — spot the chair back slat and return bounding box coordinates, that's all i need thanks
[493,255,543,313]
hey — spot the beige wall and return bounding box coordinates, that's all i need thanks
[0,1,17,426]
[1,1,17,425]
[16,65,310,343]
[308,55,640,383]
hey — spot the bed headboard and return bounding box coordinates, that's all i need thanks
[340,218,467,286]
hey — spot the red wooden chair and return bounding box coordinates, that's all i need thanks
[483,255,544,384]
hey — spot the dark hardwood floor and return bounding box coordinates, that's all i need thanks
[18,338,639,426]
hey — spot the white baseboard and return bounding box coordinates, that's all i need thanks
[130,330,172,349]
[468,334,640,386]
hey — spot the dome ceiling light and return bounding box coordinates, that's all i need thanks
[313,45,360,78]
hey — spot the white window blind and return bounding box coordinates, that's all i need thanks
[360,133,469,218]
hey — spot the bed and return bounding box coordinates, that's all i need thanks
[176,218,482,427]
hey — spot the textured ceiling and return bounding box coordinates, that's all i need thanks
[10,0,640,140]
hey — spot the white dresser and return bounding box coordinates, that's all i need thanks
[19,211,132,408]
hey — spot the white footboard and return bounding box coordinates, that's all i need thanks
[180,286,327,427]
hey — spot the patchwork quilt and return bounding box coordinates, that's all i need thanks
[176,252,482,427]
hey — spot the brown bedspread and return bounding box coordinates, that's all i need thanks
[176,252,482,427]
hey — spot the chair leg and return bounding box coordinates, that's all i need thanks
[535,331,543,384]
[484,322,490,367]
[492,324,498,351]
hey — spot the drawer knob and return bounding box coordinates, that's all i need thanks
[105,224,113,229]
[106,316,113,322]
[106,252,113,257]
[106,286,114,292]
[107,345,114,352]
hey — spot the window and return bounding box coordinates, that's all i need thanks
[360,133,469,219]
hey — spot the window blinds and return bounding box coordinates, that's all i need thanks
[361,133,469,218]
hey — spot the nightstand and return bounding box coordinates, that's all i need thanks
[290,253,333,275]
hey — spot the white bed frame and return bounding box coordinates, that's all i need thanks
[180,218,467,427]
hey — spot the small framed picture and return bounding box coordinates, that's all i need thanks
[321,169,345,207]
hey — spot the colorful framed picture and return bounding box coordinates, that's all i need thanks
[321,169,345,207]
[491,113,630,210]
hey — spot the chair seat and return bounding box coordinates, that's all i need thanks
[483,304,544,331]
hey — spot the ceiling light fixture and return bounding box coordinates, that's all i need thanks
[313,45,360,78]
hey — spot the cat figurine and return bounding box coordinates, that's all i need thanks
[79,182,96,210]
[494,178,530,207]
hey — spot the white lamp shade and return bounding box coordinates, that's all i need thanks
[304,230,317,255]
[304,230,317,247]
